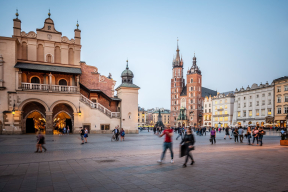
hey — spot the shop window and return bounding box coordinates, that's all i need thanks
[101,124,110,130]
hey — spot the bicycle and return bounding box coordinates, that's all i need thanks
[111,133,119,141]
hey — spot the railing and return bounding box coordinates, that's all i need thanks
[80,94,120,118]
[22,83,49,91]
[22,83,77,93]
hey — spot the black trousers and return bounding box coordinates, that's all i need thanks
[184,144,193,164]
[211,135,216,144]
[239,135,243,142]
[234,136,238,142]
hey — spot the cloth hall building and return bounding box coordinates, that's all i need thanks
[0,12,140,134]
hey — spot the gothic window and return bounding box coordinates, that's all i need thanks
[22,42,27,60]
[190,79,193,83]
[59,79,67,86]
[55,46,61,63]
[37,44,44,62]
[31,77,40,84]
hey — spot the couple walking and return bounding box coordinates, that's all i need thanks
[157,126,195,168]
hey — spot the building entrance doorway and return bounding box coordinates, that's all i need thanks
[26,111,46,133]
[53,112,72,134]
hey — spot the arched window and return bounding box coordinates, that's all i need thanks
[55,46,61,63]
[46,54,52,63]
[68,48,74,64]
[31,77,40,84]
[22,42,27,60]
[37,44,44,62]
[59,79,67,86]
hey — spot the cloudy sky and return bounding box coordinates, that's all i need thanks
[1,0,287,110]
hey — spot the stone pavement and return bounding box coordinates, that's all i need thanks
[0,130,287,192]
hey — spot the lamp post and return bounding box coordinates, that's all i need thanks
[78,102,81,116]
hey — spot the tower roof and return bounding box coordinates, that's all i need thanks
[121,60,134,78]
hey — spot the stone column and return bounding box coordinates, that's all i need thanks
[76,75,80,92]
[18,71,22,89]
[45,111,53,135]
[15,69,19,90]
[48,73,52,92]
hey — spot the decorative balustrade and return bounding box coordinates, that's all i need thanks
[21,83,77,93]
[80,94,120,118]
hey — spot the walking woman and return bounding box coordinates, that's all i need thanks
[252,127,259,145]
[180,127,195,168]
[258,127,265,146]
[210,127,216,144]
[35,131,46,153]
[84,128,88,143]
[233,128,239,143]
[246,126,252,145]
[120,128,125,141]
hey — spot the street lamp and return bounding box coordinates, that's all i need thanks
[78,102,82,116]
[12,100,15,115]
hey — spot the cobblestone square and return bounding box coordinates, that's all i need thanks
[0,131,287,192]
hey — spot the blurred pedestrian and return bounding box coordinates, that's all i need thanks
[67,126,70,135]
[157,126,174,164]
[120,128,125,141]
[246,126,252,145]
[258,127,265,146]
[180,127,195,168]
[210,127,216,144]
[35,131,46,153]
[233,128,239,143]
[84,128,88,143]
[80,127,85,144]
[224,127,232,139]
[252,127,259,145]
[238,126,244,143]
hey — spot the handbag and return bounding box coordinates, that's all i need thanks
[209,138,212,142]
[180,144,186,158]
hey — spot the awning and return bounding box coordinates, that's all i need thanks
[15,62,82,74]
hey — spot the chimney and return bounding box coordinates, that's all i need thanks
[13,9,21,36]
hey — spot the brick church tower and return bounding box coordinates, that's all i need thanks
[170,40,184,127]
[186,54,202,126]
[170,40,203,128]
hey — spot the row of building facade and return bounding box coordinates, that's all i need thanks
[203,77,288,128]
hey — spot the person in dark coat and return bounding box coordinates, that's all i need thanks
[180,127,195,167]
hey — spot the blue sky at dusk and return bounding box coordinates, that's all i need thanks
[1,0,287,109]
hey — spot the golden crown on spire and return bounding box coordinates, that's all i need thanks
[15,9,19,18]
[76,20,79,29]
[48,9,51,18]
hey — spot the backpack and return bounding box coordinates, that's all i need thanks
[121,131,125,136]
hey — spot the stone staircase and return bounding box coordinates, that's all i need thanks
[80,94,120,118]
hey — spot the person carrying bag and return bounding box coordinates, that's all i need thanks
[180,127,195,168]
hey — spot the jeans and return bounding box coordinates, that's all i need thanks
[253,136,258,144]
[184,144,193,164]
[248,134,251,144]
[234,135,238,142]
[161,142,174,160]
[176,133,182,140]
[211,135,216,144]
[259,135,263,146]
[239,135,243,143]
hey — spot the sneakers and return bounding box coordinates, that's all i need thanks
[182,164,187,168]
[171,159,174,164]
[157,160,162,164]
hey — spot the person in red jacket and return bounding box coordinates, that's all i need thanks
[157,126,174,164]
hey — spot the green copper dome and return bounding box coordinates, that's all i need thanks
[121,60,134,78]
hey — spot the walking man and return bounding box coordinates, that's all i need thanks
[157,126,174,164]
[176,126,182,140]
[238,126,244,143]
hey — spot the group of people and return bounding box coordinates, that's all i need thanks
[157,126,195,168]
[112,126,126,141]
[80,127,89,144]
